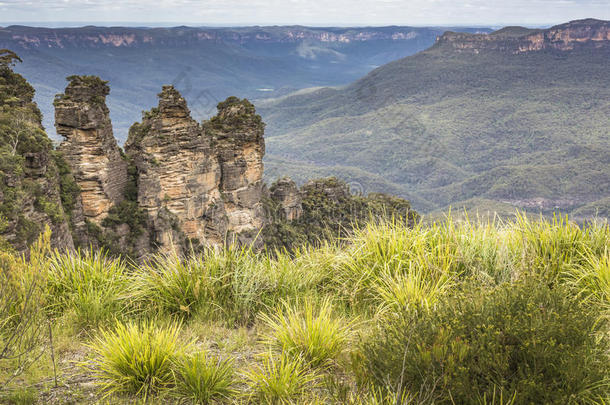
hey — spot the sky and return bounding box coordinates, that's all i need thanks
[0,0,608,27]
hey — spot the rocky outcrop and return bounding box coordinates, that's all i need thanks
[269,178,302,221]
[125,86,226,253]
[125,89,266,253]
[206,97,266,244]
[55,76,129,233]
[436,19,609,54]
[3,58,419,256]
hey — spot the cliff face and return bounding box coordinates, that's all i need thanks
[0,26,457,50]
[55,76,129,233]
[125,86,226,252]
[436,19,609,54]
[125,89,266,253]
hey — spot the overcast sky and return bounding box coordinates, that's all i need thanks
[0,0,608,27]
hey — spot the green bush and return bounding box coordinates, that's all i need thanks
[46,250,128,328]
[131,248,275,325]
[361,276,610,404]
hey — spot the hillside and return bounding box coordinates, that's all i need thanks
[0,25,490,141]
[260,19,610,219]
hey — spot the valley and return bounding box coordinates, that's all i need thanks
[260,19,610,218]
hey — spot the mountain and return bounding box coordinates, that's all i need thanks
[259,19,610,219]
[0,25,490,141]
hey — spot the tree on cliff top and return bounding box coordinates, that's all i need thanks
[0,49,22,68]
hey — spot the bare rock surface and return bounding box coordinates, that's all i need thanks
[55,76,128,229]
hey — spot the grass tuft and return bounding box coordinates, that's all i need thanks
[87,320,187,400]
[245,353,319,404]
[260,298,352,369]
[46,249,128,328]
[172,351,237,404]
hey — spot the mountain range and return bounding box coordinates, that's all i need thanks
[259,19,610,218]
[0,25,490,140]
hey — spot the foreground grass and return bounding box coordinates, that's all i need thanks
[1,213,609,404]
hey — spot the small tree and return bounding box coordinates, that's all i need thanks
[0,49,22,68]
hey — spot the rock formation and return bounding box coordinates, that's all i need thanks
[55,76,128,233]
[206,97,266,244]
[269,178,303,221]
[125,89,266,253]
[2,56,418,256]
[125,86,226,252]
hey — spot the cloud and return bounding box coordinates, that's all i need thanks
[0,0,607,25]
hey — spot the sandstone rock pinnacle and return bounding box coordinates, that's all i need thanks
[55,76,128,229]
[125,86,227,253]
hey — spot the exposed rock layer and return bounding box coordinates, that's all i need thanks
[125,88,266,253]
[437,19,609,54]
[207,97,266,243]
[125,86,226,253]
[55,76,128,230]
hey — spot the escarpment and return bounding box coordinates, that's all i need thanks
[55,76,129,239]
[436,18,609,54]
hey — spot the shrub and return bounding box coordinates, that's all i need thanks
[361,276,610,404]
[515,214,608,281]
[132,247,277,326]
[172,351,236,404]
[46,250,128,328]
[261,298,352,369]
[87,320,188,400]
[245,353,319,404]
[338,220,457,312]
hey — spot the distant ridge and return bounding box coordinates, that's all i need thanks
[0,24,490,140]
[435,18,609,53]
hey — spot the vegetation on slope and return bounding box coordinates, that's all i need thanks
[263,177,419,251]
[260,22,610,219]
[1,214,609,403]
[0,50,72,251]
